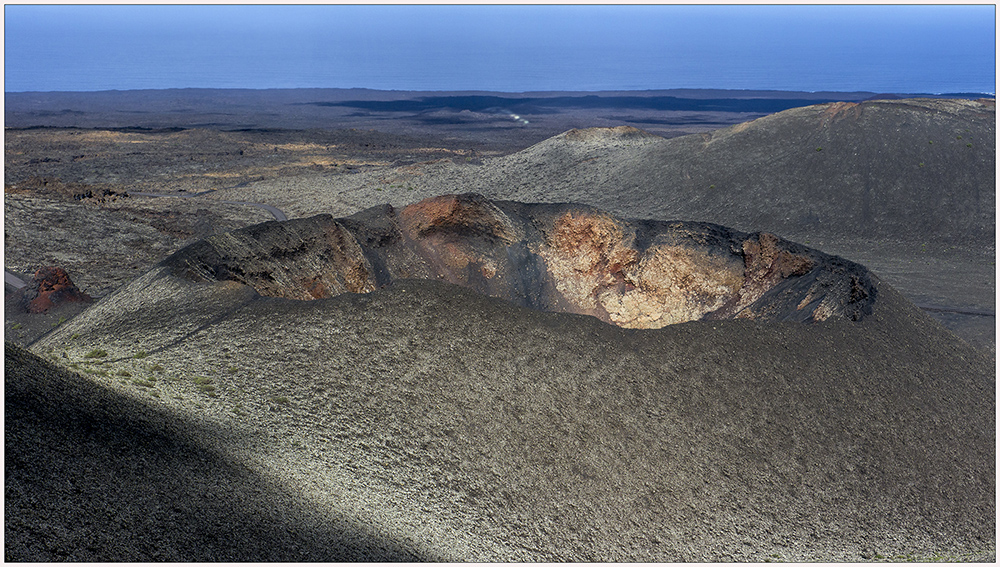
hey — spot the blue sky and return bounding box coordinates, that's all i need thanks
[3,4,996,93]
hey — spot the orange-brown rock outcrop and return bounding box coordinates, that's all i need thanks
[164,194,877,328]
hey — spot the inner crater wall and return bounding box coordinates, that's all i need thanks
[162,193,877,327]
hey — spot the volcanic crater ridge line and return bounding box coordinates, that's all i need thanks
[161,193,878,328]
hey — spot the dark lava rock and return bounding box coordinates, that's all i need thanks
[162,193,876,328]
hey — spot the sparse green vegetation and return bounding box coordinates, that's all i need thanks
[193,376,217,396]
[84,348,108,359]
[815,147,822,151]
[51,316,67,328]
[11,323,22,330]
[270,396,291,405]
[227,366,239,374]
[918,162,925,167]
[132,378,156,388]
[149,363,164,372]
[118,370,132,377]
[967,143,972,147]
[133,350,149,359]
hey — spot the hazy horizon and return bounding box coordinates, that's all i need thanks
[4,5,997,95]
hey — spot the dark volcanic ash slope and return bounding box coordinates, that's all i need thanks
[21,196,995,561]
[212,98,994,248]
[469,98,995,246]
[161,194,876,328]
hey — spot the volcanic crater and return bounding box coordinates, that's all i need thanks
[163,193,876,329]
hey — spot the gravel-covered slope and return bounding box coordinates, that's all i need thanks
[23,267,995,562]
[4,342,430,562]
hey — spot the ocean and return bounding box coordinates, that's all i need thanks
[3,5,995,95]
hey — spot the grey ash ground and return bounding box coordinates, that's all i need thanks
[4,89,996,561]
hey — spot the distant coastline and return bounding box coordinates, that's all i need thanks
[5,88,995,148]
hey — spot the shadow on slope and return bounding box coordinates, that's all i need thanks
[4,342,430,562]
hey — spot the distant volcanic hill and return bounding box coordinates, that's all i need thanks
[399,98,995,246]
[162,194,876,328]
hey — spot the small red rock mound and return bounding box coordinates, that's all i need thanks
[164,194,878,328]
[19,267,93,314]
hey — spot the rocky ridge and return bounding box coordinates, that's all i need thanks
[162,194,876,329]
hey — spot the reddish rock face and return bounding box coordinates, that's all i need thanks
[399,193,519,243]
[23,267,93,314]
[164,193,878,327]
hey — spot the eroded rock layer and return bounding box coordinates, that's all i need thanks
[162,194,876,328]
